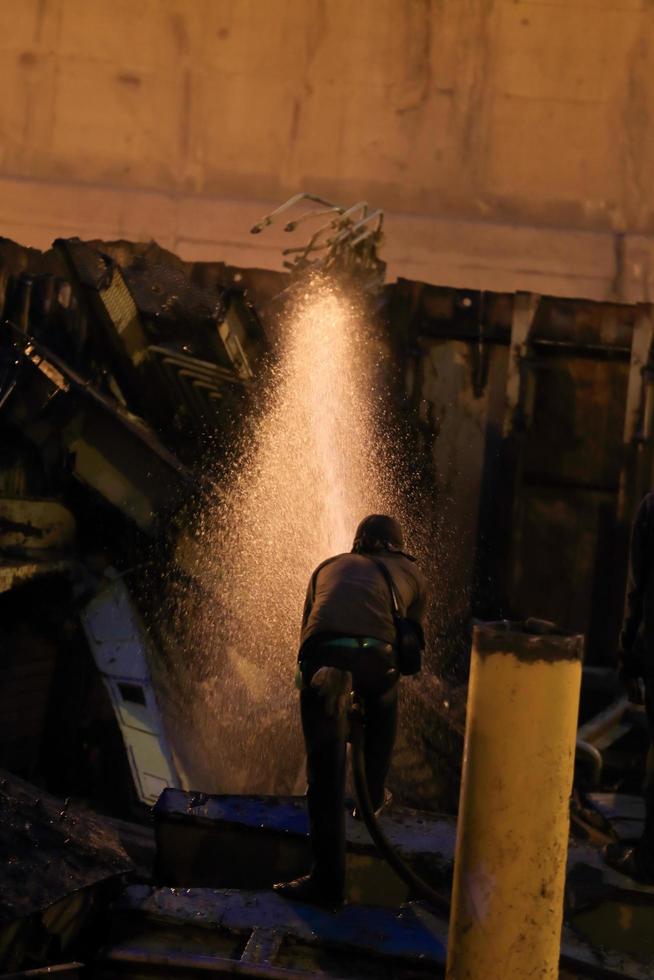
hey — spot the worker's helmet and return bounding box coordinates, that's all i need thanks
[352,514,404,553]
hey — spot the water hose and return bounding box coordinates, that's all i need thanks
[348,698,450,913]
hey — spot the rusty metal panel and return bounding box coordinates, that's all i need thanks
[409,338,507,633]
[510,487,616,639]
[522,356,629,490]
[509,350,630,657]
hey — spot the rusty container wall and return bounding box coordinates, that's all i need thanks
[509,350,629,657]
[407,336,509,638]
[396,284,645,666]
[391,283,513,668]
[503,298,641,664]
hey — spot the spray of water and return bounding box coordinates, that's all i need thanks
[175,275,411,793]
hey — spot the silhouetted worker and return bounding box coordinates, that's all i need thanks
[273,514,427,909]
[604,492,654,883]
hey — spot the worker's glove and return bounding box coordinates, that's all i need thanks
[310,666,352,718]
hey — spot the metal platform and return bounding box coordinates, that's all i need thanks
[153,790,455,907]
[102,885,447,979]
[148,790,654,978]
[98,883,654,980]
[585,792,647,842]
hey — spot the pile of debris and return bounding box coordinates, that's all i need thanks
[0,769,132,974]
[0,235,275,816]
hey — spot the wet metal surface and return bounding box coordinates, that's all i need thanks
[0,768,132,926]
[155,790,457,860]
[116,884,448,968]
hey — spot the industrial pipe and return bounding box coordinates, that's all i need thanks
[446,621,583,980]
[577,694,629,745]
[349,700,449,913]
[575,694,629,787]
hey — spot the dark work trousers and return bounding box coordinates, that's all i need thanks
[639,681,654,874]
[299,643,398,896]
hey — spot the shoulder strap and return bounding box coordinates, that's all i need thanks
[365,555,401,617]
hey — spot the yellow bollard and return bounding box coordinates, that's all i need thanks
[446,621,583,980]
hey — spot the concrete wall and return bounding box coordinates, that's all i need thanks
[2,0,654,299]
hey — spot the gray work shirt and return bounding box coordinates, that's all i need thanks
[299,551,427,652]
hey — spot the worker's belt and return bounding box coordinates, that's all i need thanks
[300,636,397,676]
[323,636,392,650]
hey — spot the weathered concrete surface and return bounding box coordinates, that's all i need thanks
[1,0,654,299]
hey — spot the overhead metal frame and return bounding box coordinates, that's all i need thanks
[250,192,385,287]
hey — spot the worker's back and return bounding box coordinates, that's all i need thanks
[300,550,427,652]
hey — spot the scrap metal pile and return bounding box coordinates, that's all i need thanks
[0,234,284,973]
[0,235,276,813]
[0,769,132,973]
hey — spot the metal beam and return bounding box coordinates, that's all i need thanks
[502,291,540,438]
[621,304,654,447]
[617,303,654,524]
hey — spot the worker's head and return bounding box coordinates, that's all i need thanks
[352,514,404,554]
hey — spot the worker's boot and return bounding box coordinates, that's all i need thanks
[273,874,345,910]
